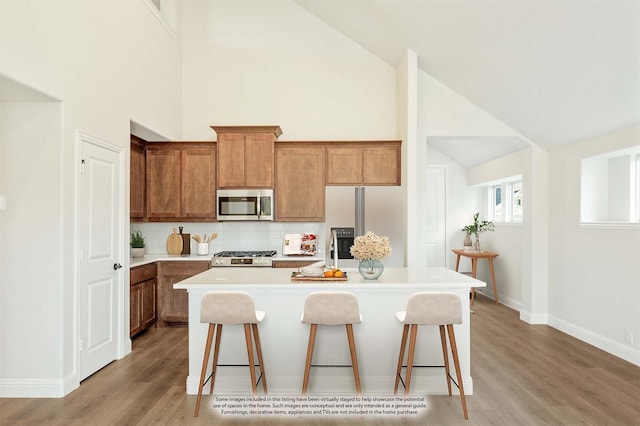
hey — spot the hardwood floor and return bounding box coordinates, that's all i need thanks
[2,295,639,425]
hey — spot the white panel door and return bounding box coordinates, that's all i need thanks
[79,137,122,380]
[426,166,446,267]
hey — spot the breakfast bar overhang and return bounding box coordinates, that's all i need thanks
[174,267,485,396]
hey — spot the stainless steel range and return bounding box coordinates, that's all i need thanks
[211,250,277,267]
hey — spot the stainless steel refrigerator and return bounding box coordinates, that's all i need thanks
[325,186,404,269]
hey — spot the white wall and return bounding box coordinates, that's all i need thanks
[398,50,420,267]
[418,68,527,309]
[180,0,397,141]
[580,156,610,221]
[0,102,63,385]
[467,150,527,309]
[547,126,640,365]
[172,0,404,264]
[0,0,182,396]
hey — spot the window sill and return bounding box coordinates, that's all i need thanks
[494,222,523,228]
[580,222,640,230]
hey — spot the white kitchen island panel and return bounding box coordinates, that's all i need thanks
[174,267,484,396]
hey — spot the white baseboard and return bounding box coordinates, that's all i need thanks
[475,290,521,312]
[0,373,78,398]
[481,293,639,367]
[519,310,548,324]
[548,315,640,367]
[1,379,63,398]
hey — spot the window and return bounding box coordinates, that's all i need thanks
[580,146,640,225]
[488,177,522,223]
[492,186,503,222]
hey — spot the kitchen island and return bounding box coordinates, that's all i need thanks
[174,267,484,396]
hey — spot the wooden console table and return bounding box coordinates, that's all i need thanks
[452,249,499,306]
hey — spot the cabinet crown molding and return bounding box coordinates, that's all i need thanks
[210,125,283,139]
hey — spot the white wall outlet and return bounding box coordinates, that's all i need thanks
[0,194,6,210]
[624,329,634,344]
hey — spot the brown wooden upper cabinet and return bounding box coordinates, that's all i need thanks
[145,143,216,221]
[326,141,401,186]
[275,145,325,222]
[211,125,282,189]
[130,136,146,220]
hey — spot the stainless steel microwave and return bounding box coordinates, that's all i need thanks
[216,189,274,221]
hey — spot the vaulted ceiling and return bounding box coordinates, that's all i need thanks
[294,0,640,165]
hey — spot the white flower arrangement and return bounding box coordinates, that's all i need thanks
[349,231,392,260]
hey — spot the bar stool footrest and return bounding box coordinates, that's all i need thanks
[396,364,462,391]
[205,364,265,388]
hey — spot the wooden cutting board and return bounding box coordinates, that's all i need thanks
[290,272,348,281]
[166,228,183,255]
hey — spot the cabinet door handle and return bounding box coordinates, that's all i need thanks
[113,263,123,270]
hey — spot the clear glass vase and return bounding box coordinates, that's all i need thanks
[358,259,384,280]
[474,234,481,252]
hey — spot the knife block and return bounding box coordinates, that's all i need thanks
[181,233,191,255]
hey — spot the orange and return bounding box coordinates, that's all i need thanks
[333,270,344,278]
[323,270,334,278]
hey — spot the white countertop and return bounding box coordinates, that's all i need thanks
[129,253,213,268]
[272,254,324,262]
[130,253,324,268]
[174,266,486,290]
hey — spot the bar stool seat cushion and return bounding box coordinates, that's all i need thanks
[200,291,265,324]
[397,291,462,325]
[301,291,362,325]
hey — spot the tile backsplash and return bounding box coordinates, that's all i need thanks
[131,222,325,256]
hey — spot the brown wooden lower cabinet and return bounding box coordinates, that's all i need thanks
[157,261,210,325]
[272,260,319,268]
[130,263,157,337]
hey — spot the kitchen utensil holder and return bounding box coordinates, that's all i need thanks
[197,243,209,256]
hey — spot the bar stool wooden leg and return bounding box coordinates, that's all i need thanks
[488,258,499,305]
[345,324,361,395]
[394,324,409,394]
[439,324,452,396]
[243,324,258,396]
[447,324,468,420]
[471,259,478,306]
[195,323,215,417]
[404,324,418,396]
[302,324,317,395]
[210,324,222,394]
[251,323,267,393]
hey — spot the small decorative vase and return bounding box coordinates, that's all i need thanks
[131,247,145,258]
[463,232,473,248]
[358,259,384,280]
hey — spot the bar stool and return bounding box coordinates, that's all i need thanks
[301,291,362,395]
[194,291,267,417]
[394,291,468,420]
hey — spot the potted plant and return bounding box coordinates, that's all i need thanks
[130,230,145,258]
[462,212,494,252]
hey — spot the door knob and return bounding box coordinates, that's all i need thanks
[113,263,123,270]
